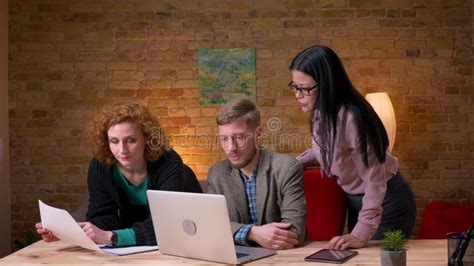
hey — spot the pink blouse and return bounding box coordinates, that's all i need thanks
[297,107,399,242]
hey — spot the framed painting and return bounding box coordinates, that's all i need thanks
[198,48,256,105]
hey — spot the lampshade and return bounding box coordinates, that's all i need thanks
[365,92,396,152]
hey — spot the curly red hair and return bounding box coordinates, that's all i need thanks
[88,102,169,164]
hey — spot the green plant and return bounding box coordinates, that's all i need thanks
[381,229,407,252]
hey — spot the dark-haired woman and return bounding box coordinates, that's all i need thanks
[289,45,416,250]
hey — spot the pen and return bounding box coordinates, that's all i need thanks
[457,224,474,262]
[448,232,465,264]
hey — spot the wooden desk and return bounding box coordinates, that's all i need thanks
[0,239,447,265]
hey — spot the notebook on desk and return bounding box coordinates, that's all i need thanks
[147,190,276,264]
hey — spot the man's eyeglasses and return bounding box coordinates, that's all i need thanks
[219,133,252,147]
[288,81,318,96]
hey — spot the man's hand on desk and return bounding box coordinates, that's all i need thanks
[35,223,59,242]
[328,234,365,250]
[78,222,113,245]
[247,222,299,250]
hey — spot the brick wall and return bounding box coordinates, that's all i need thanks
[8,0,472,246]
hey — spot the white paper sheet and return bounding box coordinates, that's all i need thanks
[39,200,102,252]
[101,245,158,256]
[38,200,158,256]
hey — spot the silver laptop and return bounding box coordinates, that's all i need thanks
[147,190,276,264]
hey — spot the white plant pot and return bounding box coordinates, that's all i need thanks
[381,250,406,266]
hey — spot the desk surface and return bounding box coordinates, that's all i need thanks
[0,239,446,265]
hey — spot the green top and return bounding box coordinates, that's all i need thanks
[112,164,148,247]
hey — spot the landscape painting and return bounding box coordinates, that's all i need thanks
[198,48,256,105]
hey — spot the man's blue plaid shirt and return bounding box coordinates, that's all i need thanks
[234,169,258,245]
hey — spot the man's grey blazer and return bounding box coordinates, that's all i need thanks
[207,148,307,245]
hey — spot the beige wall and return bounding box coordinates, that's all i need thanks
[0,0,11,256]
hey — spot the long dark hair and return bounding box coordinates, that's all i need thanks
[289,45,388,172]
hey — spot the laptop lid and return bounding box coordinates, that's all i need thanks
[147,190,276,264]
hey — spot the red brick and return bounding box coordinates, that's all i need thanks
[443,18,471,27]
[160,117,191,127]
[20,43,54,52]
[323,19,347,27]
[349,0,379,7]
[412,0,442,8]
[379,19,411,27]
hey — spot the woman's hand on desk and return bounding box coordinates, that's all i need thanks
[328,234,365,250]
[35,223,59,242]
[78,222,113,245]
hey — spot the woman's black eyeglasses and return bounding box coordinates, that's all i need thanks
[288,81,318,96]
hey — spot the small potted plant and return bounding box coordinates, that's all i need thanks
[381,229,408,266]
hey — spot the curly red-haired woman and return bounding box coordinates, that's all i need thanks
[36,103,201,247]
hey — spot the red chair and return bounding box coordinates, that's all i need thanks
[416,200,474,239]
[303,169,347,240]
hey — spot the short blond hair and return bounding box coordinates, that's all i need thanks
[88,102,169,164]
[216,98,260,129]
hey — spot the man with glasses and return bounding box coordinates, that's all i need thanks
[207,98,306,250]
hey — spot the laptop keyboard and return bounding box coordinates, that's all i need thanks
[236,252,250,258]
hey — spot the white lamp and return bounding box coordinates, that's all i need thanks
[365,92,396,152]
